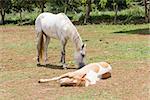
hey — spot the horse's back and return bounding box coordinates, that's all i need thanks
[35,12,69,27]
[35,13,58,38]
[35,12,76,39]
[35,12,57,29]
[35,13,53,34]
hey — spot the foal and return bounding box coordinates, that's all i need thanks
[39,62,112,87]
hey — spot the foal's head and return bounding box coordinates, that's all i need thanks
[74,44,86,68]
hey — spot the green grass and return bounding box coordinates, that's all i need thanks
[0,24,149,99]
[78,24,149,59]
[0,71,33,83]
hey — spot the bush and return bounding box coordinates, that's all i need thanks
[3,5,145,25]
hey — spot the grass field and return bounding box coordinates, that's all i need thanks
[0,24,150,100]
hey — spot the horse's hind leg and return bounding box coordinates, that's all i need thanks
[60,40,67,69]
[44,35,50,65]
[36,32,43,66]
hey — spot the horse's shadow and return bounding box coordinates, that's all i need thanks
[37,64,77,70]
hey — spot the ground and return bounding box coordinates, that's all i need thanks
[0,24,149,100]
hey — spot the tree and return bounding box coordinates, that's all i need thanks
[35,0,47,13]
[126,0,134,7]
[48,0,81,14]
[144,0,150,23]
[0,0,12,25]
[84,0,92,24]
[126,0,150,23]
[99,0,108,9]
[112,0,119,24]
[106,0,126,24]
[12,0,34,24]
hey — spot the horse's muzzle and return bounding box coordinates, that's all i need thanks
[78,62,86,69]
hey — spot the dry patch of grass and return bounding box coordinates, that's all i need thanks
[0,24,149,100]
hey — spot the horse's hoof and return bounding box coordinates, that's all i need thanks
[63,64,67,69]
[63,67,67,70]
[38,80,41,83]
[37,64,41,67]
[45,64,48,67]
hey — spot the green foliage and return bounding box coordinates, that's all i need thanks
[119,5,144,23]
[0,0,12,13]
[48,0,81,14]
[4,5,145,25]
[0,0,146,24]
[5,10,40,24]
[34,0,48,8]
[99,0,108,9]
[34,0,48,12]
[81,0,86,4]
[106,0,127,10]
[126,0,133,5]
[12,0,34,12]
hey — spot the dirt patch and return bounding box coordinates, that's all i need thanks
[0,25,149,99]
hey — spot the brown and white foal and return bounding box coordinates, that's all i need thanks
[39,62,112,87]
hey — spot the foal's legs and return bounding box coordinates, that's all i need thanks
[60,40,67,69]
[44,35,50,65]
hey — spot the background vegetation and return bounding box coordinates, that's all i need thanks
[0,0,150,25]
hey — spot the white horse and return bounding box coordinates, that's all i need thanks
[35,12,86,69]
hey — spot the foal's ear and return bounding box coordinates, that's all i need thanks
[82,44,86,49]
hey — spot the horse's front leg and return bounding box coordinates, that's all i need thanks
[60,40,67,69]
[44,35,50,65]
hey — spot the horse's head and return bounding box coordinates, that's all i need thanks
[74,44,86,69]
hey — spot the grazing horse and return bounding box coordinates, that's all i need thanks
[35,12,86,69]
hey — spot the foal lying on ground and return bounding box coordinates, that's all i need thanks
[39,62,112,87]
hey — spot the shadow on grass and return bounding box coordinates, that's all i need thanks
[37,64,77,69]
[114,28,150,35]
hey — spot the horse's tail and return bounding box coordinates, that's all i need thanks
[36,32,44,62]
[39,32,44,61]
[35,14,44,62]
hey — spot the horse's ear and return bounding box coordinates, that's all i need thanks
[82,44,86,49]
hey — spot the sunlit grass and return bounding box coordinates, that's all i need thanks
[0,24,149,99]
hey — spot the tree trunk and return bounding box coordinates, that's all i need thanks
[1,14,5,25]
[113,3,118,24]
[41,4,44,13]
[64,1,68,14]
[41,1,44,13]
[0,8,5,25]
[19,9,22,25]
[148,6,150,23]
[144,0,148,23]
[84,0,91,24]
[0,0,5,25]
[64,6,67,14]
